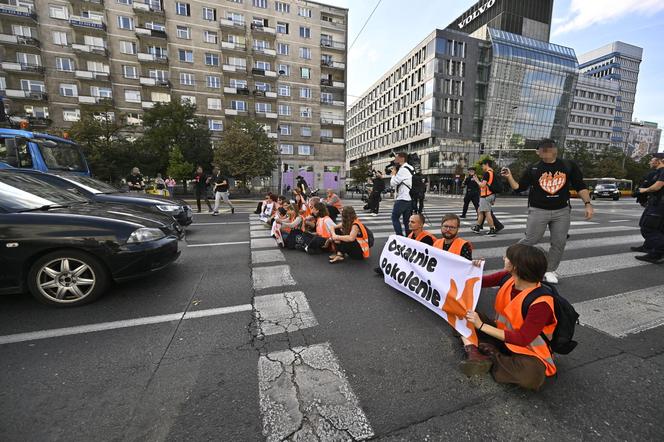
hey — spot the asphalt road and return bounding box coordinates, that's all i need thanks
[1,196,663,441]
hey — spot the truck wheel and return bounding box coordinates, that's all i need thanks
[27,250,109,307]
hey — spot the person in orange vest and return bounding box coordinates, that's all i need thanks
[471,159,498,236]
[406,213,437,246]
[466,244,558,390]
[433,214,473,261]
[329,207,371,263]
[303,202,336,254]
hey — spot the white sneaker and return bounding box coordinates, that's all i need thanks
[371,213,378,217]
[543,271,559,284]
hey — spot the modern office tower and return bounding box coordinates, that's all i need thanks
[450,0,554,42]
[629,120,661,159]
[567,75,620,153]
[577,41,643,153]
[0,0,348,191]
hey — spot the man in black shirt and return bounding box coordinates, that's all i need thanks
[632,155,662,252]
[502,138,593,284]
[461,167,479,218]
[193,166,213,213]
[127,167,145,192]
[367,170,385,216]
[211,166,235,215]
[634,152,664,263]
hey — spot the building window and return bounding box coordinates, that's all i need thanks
[208,120,223,131]
[52,31,68,46]
[175,2,190,16]
[277,43,289,55]
[275,1,289,13]
[205,53,220,66]
[278,64,290,76]
[300,67,311,79]
[179,49,194,63]
[179,72,195,85]
[299,47,311,60]
[280,144,293,154]
[256,102,271,113]
[299,26,311,38]
[298,145,312,155]
[123,65,138,78]
[300,106,311,118]
[125,90,141,102]
[229,78,246,88]
[252,0,267,8]
[278,104,291,115]
[231,100,246,111]
[300,126,312,137]
[255,60,271,70]
[204,31,218,44]
[299,87,311,99]
[59,83,78,97]
[55,57,74,72]
[279,124,291,135]
[255,81,269,92]
[12,25,34,37]
[87,61,109,73]
[276,22,289,34]
[180,95,196,104]
[207,98,222,110]
[176,26,191,39]
[63,108,81,122]
[126,113,143,126]
[227,12,244,24]
[120,40,137,54]
[297,7,311,18]
[118,16,134,30]
[278,84,290,96]
[202,7,216,20]
[49,5,68,20]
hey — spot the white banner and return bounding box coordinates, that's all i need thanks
[379,235,484,344]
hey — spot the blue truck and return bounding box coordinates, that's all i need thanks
[0,128,90,175]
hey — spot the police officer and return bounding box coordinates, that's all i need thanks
[634,152,664,263]
[461,167,479,218]
[632,154,662,252]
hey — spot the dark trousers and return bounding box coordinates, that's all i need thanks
[368,191,381,214]
[195,188,212,212]
[337,240,364,259]
[479,211,503,229]
[392,199,412,236]
[412,195,425,214]
[462,192,479,217]
[639,203,664,256]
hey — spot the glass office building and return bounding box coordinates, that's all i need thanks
[481,29,578,155]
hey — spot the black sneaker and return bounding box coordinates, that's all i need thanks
[460,215,467,218]
[487,228,497,236]
[635,254,663,264]
[630,245,647,253]
[494,224,504,233]
[231,207,235,214]
[471,225,481,234]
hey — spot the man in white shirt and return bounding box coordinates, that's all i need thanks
[390,152,414,236]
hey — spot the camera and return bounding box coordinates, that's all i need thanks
[385,153,421,174]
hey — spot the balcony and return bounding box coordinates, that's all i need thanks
[250,23,276,35]
[135,27,167,39]
[1,62,45,74]
[223,64,247,73]
[15,115,52,127]
[321,18,346,30]
[320,98,344,107]
[320,79,345,89]
[3,89,48,101]
[137,53,168,63]
[0,4,37,21]
[0,34,40,47]
[255,111,278,119]
[74,70,110,80]
[221,41,246,51]
[72,43,108,56]
[321,117,344,126]
[220,18,246,29]
[78,96,113,105]
[133,3,164,14]
[321,59,345,70]
[252,46,276,57]
[251,68,277,77]
[224,108,248,116]
[69,15,106,30]
[320,39,345,51]
[140,77,171,87]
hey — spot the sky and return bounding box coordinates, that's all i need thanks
[321,0,664,141]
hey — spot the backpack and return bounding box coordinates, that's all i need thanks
[365,226,375,247]
[487,170,505,194]
[411,173,426,197]
[398,164,419,200]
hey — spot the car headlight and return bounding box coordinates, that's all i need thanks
[613,189,620,193]
[156,204,181,213]
[127,228,166,244]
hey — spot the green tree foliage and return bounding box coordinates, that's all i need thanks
[349,156,372,185]
[213,118,277,187]
[506,149,539,179]
[563,139,594,176]
[471,154,495,175]
[166,146,194,185]
[140,101,213,174]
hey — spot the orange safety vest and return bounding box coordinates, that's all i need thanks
[480,169,494,197]
[432,237,471,255]
[315,216,333,239]
[353,220,370,258]
[494,276,558,376]
[281,214,297,234]
[408,230,437,244]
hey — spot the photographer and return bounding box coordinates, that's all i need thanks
[389,152,414,236]
[367,170,385,217]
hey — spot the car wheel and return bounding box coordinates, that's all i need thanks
[27,250,110,307]
[613,196,619,201]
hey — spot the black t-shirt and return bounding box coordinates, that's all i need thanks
[463,176,479,194]
[214,174,229,192]
[372,177,385,192]
[127,174,144,190]
[517,159,586,210]
[648,168,664,205]
[194,173,208,191]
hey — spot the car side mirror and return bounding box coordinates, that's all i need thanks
[4,138,19,167]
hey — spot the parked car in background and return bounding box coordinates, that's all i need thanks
[0,170,181,306]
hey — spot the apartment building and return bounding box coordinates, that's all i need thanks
[567,75,620,152]
[0,0,348,191]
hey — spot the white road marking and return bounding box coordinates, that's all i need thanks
[469,225,637,243]
[609,219,630,223]
[252,249,286,264]
[574,285,664,338]
[254,291,318,336]
[252,265,296,290]
[191,222,247,226]
[485,252,646,277]
[250,224,267,231]
[258,342,374,441]
[250,230,273,238]
[187,241,250,248]
[251,238,278,249]
[0,304,253,345]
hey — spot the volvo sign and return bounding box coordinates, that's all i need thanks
[457,0,496,29]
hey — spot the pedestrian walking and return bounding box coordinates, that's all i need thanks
[367,170,385,217]
[389,152,414,236]
[412,174,426,214]
[470,159,499,236]
[127,167,145,192]
[193,166,213,213]
[165,176,176,198]
[154,173,166,196]
[634,152,664,263]
[211,166,235,215]
[501,138,593,284]
[461,167,479,218]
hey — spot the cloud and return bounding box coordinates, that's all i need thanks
[552,0,664,36]
[348,42,379,63]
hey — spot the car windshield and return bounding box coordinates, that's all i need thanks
[597,184,617,190]
[0,173,89,212]
[33,137,87,172]
[55,174,121,194]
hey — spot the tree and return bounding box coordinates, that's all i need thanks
[166,146,194,188]
[349,156,372,185]
[140,100,213,174]
[563,139,595,177]
[506,149,539,180]
[213,118,277,188]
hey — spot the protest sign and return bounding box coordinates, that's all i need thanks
[379,235,484,345]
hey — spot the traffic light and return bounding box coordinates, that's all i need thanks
[479,143,485,155]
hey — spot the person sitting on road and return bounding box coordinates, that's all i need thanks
[433,214,473,261]
[406,213,437,246]
[277,204,303,237]
[465,244,558,391]
[256,192,273,215]
[259,194,278,223]
[329,206,371,263]
[293,191,308,217]
[323,189,343,222]
[303,202,336,254]
[303,197,321,230]
[267,195,289,226]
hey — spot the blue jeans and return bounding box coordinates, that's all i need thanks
[392,199,412,236]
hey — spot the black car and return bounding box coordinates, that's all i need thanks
[592,183,621,200]
[34,171,193,227]
[0,170,181,306]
